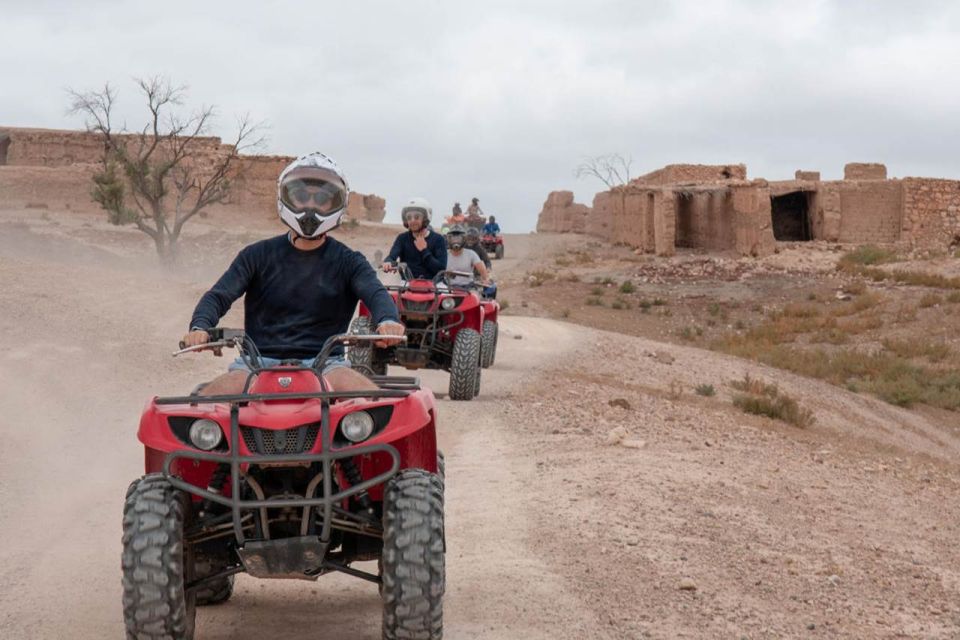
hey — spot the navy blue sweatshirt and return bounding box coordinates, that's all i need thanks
[384,228,447,279]
[190,235,399,359]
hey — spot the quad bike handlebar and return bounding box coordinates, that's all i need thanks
[173,329,405,372]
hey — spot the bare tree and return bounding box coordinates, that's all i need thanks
[68,77,265,262]
[574,153,633,189]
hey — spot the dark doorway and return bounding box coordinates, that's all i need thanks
[0,135,10,166]
[675,194,694,248]
[771,191,811,241]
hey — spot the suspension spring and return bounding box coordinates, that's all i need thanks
[338,458,373,514]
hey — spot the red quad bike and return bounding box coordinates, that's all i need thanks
[481,233,504,260]
[123,329,445,640]
[350,266,488,401]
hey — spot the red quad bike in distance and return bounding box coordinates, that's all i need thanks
[123,329,445,640]
[481,233,504,260]
[350,264,497,400]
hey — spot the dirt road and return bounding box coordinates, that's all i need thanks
[1,213,957,638]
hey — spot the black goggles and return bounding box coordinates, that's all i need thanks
[281,178,346,214]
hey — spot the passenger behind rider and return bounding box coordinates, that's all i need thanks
[482,215,501,236]
[382,198,447,279]
[451,202,462,217]
[444,224,490,288]
[464,197,484,230]
[464,227,492,270]
[180,152,405,395]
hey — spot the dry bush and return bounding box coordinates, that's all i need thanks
[729,374,814,428]
[947,291,960,304]
[831,292,883,317]
[844,280,867,295]
[695,383,716,397]
[618,280,636,294]
[920,293,943,308]
[527,270,555,287]
[838,245,898,270]
[882,338,951,363]
[586,296,604,306]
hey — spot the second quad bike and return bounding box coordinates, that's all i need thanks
[350,266,489,401]
[122,329,445,640]
[481,233,504,260]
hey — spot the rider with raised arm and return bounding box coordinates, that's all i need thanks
[444,224,489,288]
[382,197,447,279]
[180,152,404,394]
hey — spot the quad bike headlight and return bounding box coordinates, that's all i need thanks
[441,297,458,310]
[189,419,224,451]
[340,411,375,443]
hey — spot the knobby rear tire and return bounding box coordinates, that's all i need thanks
[480,320,498,369]
[448,328,481,400]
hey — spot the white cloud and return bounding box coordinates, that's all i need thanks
[3,0,960,228]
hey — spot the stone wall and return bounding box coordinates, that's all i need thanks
[844,163,887,180]
[536,190,590,233]
[837,181,903,243]
[0,126,389,223]
[901,178,960,248]
[634,163,747,186]
[346,191,387,223]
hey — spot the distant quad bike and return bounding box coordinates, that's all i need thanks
[123,329,445,640]
[350,265,495,400]
[481,233,504,260]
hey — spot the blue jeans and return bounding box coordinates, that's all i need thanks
[228,354,351,373]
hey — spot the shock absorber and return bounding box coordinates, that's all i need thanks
[199,463,229,516]
[338,458,374,515]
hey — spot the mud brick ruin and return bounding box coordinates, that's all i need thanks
[0,127,386,222]
[538,163,960,256]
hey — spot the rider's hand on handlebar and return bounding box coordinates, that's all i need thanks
[381,262,396,273]
[179,329,222,356]
[375,321,405,348]
[181,330,210,347]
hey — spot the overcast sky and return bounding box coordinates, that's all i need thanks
[4,0,960,231]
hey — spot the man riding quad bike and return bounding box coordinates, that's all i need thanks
[481,215,504,260]
[352,226,498,395]
[124,331,445,640]
[124,153,445,639]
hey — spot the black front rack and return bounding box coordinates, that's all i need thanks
[158,332,420,557]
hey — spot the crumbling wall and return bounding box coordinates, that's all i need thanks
[795,170,820,181]
[837,181,902,243]
[588,191,613,240]
[345,191,387,223]
[0,165,98,211]
[901,178,960,249]
[634,163,746,186]
[809,182,841,241]
[674,189,736,250]
[844,163,887,180]
[536,190,590,233]
[731,183,775,256]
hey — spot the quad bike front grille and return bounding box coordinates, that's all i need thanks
[241,424,320,455]
[402,300,433,313]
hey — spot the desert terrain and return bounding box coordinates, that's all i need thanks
[0,208,958,639]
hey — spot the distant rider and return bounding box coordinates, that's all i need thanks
[465,227,492,270]
[382,197,447,279]
[482,215,501,236]
[452,202,462,217]
[181,152,404,394]
[444,224,490,288]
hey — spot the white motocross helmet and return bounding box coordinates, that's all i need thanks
[401,196,432,228]
[277,152,349,239]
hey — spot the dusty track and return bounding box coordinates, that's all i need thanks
[1,214,957,638]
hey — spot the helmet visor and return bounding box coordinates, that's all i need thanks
[280,177,346,215]
[402,207,428,222]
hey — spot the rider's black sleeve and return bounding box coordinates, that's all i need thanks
[348,252,400,326]
[385,234,404,264]
[421,234,447,277]
[189,247,255,331]
[474,244,492,269]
